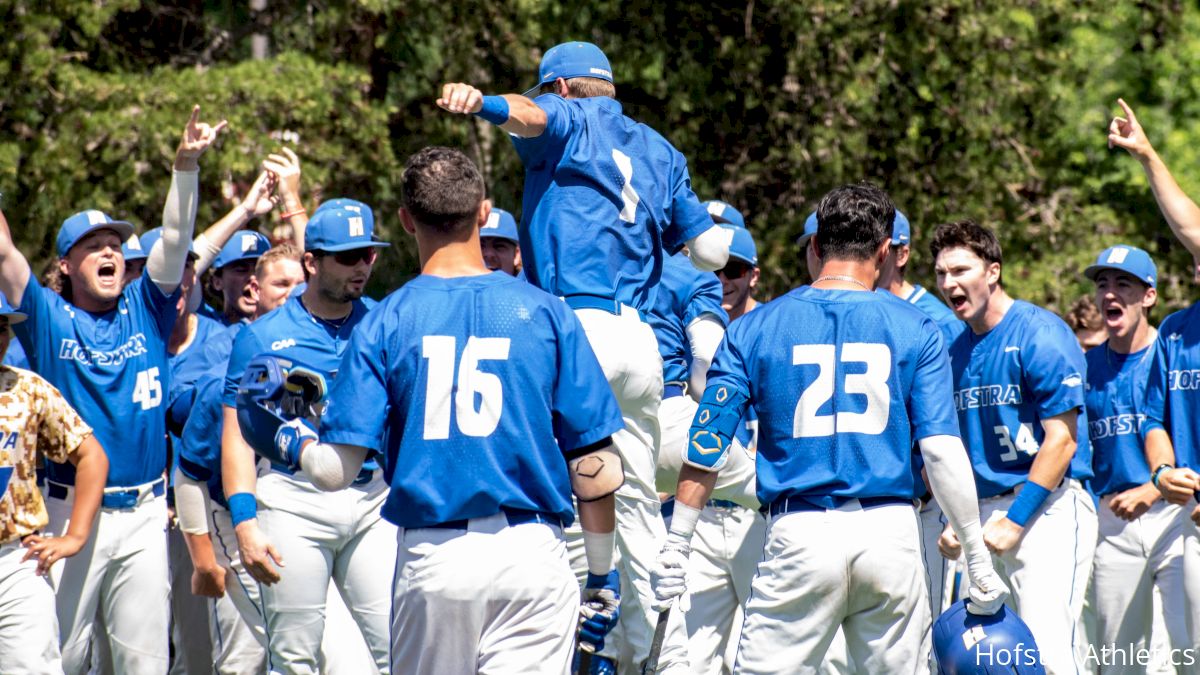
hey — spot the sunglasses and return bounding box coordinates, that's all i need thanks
[716,262,753,280]
[318,247,379,266]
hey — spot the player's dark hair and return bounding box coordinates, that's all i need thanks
[401,146,485,235]
[929,220,1003,266]
[539,77,616,99]
[814,183,895,262]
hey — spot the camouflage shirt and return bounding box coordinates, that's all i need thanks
[0,366,93,544]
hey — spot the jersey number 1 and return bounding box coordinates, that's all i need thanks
[421,336,511,440]
[612,149,640,223]
[792,343,891,437]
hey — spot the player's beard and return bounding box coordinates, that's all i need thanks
[320,280,365,305]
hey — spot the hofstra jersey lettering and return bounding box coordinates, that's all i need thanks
[646,252,728,386]
[1086,342,1156,497]
[1143,302,1200,469]
[13,270,179,487]
[947,300,1091,498]
[511,94,714,313]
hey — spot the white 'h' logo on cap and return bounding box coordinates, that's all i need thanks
[483,213,500,229]
[86,210,106,225]
[1106,247,1130,264]
[241,233,258,252]
[348,217,364,237]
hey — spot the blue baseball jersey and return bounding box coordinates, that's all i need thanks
[14,270,179,486]
[319,273,624,529]
[511,94,713,312]
[647,253,728,385]
[178,375,228,506]
[196,301,229,326]
[3,339,28,369]
[1143,303,1200,469]
[896,285,966,346]
[704,287,959,508]
[947,300,1091,498]
[1086,343,1156,496]
[167,315,225,436]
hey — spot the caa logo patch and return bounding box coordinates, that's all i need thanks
[271,339,296,351]
[1062,374,1083,388]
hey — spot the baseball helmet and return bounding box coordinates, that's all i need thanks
[236,354,328,465]
[933,600,1045,674]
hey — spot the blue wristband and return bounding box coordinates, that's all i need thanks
[1005,481,1052,527]
[228,492,257,527]
[475,95,510,125]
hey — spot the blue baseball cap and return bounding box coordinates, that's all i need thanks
[705,200,745,229]
[122,232,149,262]
[305,207,390,253]
[480,208,519,244]
[57,210,134,257]
[314,198,376,233]
[891,210,911,245]
[797,211,819,247]
[0,290,27,325]
[1084,245,1157,288]
[525,42,613,96]
[719,224,758,266]
[214,231,272,270]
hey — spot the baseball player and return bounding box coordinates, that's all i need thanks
[268,145,625,674]
[931,219,1098,674]
[652,183,1006,673]
[708,204,761,322]
[221,205,395,673]
[122,233,148,287]
[202,230,273,326]
[1080,245,1185,673]
[480,206,522,276]
[1108,98,1200,655]
[0,293,108,675]
[1066,295,1107,352]
[0,105,223,673]
[438,41,730,668]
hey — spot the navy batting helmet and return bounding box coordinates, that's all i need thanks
[933,600,1045,674]
[236,354,328,466]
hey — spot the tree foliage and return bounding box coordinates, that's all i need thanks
[2,0,1198,311]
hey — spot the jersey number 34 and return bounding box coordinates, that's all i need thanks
[421,336,511,440]
[793,343,891,437]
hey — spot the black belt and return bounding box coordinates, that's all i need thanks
[768,495,913,518]
[423,509,560,530]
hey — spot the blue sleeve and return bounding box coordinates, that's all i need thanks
[908,321,961,441]
[12,271,54,372]
[551,306,624,452]
[320,312,391,451]
[1023,320,1087,420]
[511,94,575,165]
[686,329,753,469]
[1142,336,1168,438]
[179,377,222,481]
[223,328,266,407]
[684,273,728,328]
[664,160,717,252]
[134,269,182,339]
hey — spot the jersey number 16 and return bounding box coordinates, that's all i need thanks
[421,336,511,440]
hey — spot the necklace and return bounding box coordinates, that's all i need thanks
[813,275,870,291]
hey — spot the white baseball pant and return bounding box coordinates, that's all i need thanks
[734,501,931,674]
[390,513,578,674]
[210,504,267,674]
[0,540,63,674]
[168,525,214,675]
[656,392,759,510]
[255,469,395,675]
[46,480,170,675]
[1092,497,1184,675]
[967,480,1098,675]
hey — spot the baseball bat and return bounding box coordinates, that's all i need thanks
[642,608,671,674]
[577,649,593,675]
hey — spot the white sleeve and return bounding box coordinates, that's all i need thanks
[191,231,225,277]
[173,466,210,536]
[299,441,370,492]
[148,170,199,293]
[686,314,725,399]
[686,225,731,272]
[918,434,989,570]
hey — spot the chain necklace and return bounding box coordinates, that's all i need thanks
[813,275,870,291]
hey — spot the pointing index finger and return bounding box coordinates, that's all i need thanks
[1117,98,1137,125]
[189,105,201,127]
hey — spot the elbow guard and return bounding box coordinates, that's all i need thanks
[687,225,731,272]
[570,444,624,502]
[684,383,750,472]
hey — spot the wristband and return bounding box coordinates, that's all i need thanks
[280,208,307,220]
[475,95,510,125]
[228,492,258,527]
[1151,463,1175,488]
[582,528,615,577]
[1005,481,1052,528]
[667,501,702,542]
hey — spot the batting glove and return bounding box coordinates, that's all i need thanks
[650,541,690,612]
[579,570,621,653]
[274,418,317,469]
[965,567,1010,616]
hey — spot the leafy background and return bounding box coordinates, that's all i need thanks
[3,0,1198,315]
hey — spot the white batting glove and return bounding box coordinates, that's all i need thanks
[650,541,690,612]
[965,565,1010,616]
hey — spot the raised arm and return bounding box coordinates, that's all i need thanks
[261,149,307,248]
[436,83,548,138]
[0,209,32,306]
[193,170,278,276]
[1109,98,1200,260]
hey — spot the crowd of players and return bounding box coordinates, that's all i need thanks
[0,39,1199,675]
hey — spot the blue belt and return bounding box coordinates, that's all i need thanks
[271,462,376,486]
[49,479,166,509]
[768,495,912,518]
[563,295,643,321]
[423,509,561,530]
[664,383,685,399]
